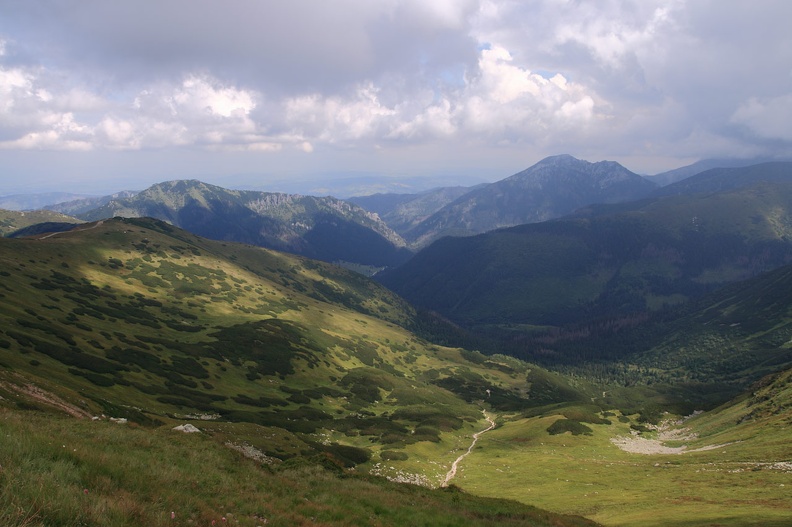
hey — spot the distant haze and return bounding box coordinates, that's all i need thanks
[1,1,791,195]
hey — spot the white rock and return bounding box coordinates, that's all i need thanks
[173,424,201,433]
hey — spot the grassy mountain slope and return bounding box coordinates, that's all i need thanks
[621,261,792,385]
[74,180,412,270]
[0,217,586,463]
[0,216,605,525]
[403,155,657,247]
[0,209,84,237]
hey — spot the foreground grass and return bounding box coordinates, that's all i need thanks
[0,409,599,527]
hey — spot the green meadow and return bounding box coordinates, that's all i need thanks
[437,397,792,526]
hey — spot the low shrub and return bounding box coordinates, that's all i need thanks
[380,450,409,461]
[546,418,593,436]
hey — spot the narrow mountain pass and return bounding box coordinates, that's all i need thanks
[441,410,497,487]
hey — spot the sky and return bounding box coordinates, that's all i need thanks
[1,0,791,196]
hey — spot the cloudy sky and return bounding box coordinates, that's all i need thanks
[1,1,791,196]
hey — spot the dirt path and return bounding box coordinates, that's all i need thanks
[441,410,496,487]
[0,375,92,419]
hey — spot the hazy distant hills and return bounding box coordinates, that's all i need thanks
[68,179,412,270]
[46,190,140,216]
[395,155,658,247]
[349,185,478,236]
[379,166,792,332]
[0,192,95,211]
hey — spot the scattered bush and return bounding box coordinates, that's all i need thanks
[546,418,593,436]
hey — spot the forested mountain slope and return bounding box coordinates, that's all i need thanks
[381,180,792,330]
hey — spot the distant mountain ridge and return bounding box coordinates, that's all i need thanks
[72,179,412,270]
[380,166,792,332]
[350,185,478,236]
[647,157,792,187]
[46,190,140,216]
[402,155,658,247]
[650,161,792,198]
[0,192,96,211]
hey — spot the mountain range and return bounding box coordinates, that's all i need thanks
[379,170,792,325]
[53,179,413,272]
[349,185,479,236]
[3,155,792,526]
[393,155,658,247]
[7,155,665,270]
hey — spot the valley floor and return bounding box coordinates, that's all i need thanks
[369,410,792,527]
[459,416,790,526]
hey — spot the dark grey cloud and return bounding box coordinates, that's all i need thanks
[0,1,477,95]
